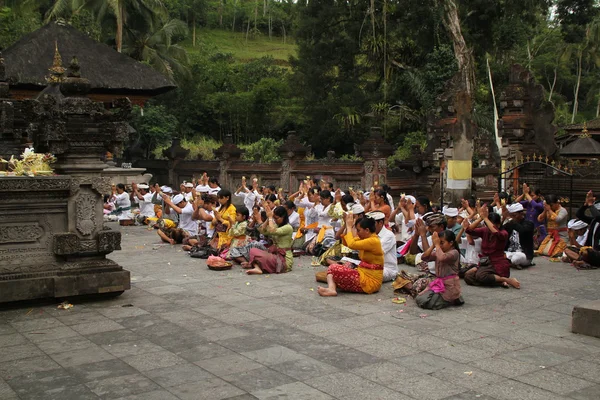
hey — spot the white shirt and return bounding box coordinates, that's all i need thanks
[184,192,194,202]
[378,226,398,280]
[113,192,131,209]
[208,186,221,196]
[288,211,300,231]
[204,209,215,237]
[178,202,198,236]
[417,235,436,274]
[134,192,155,217]
[235,190,257,210]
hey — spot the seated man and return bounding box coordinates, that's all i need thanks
[369,211,398,282]
[503,203,534,268]
[132,183,155,224]
[406,213,446,273]
[159,193,198,247]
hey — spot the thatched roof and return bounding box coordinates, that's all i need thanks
[561,137,600,157]
[562,118,600,132]
[3,22,175,95]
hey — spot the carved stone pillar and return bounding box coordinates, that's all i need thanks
[278,132,311,192]
[355,127,394,190]
[214,134,243,189]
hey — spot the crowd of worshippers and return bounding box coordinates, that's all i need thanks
[103,176,600,310]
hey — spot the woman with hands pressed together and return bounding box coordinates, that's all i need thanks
[415,230,464,309]
[245,204,294,275]
[318,213,384,297]
[212,189,237,249]
[463,204,520,289]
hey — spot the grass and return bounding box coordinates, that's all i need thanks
[183,28,297,65]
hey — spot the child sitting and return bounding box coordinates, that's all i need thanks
[223,206,251,260]
[415,230,464,309]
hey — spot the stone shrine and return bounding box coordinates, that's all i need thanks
[0,48,131,302]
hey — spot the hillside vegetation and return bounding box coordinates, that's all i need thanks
[183,29,296,65]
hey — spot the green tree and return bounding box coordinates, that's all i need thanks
[130,104,178,158]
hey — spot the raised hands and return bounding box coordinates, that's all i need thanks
[431,231,440,247]
[478,203,489,219]
[586,190,596,206]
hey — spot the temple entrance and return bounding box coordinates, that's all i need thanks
[498,159,573,217]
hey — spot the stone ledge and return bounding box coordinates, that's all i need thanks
[572,300,600,338]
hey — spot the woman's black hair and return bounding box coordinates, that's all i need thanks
[341,194,354,206]
[236,205,250,220]
[116,183,126,191]
[217,189,232,208]
[104,194,111,203]
[267,185,277,192]
[374,189,390,206]
[273,206,289,226]
[320,189,334,203]
[312,178,320,186]
[381,184,391,193]
[284,200,296,210]
[416,195,432,212]
[499,192,512,204]
[355,216,376,233]
[265,193,278,203]
[488,212,502,226]
[260,210,267,222]
[439,230,460,251]
[209,177,220,185]
[531,187,542,196]
[546,194,559,205]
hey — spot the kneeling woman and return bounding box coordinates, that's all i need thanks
[415,230,463,309]
[318,214,384,296]
[246,205,294,275]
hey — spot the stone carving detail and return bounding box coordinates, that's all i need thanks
[0,224,43,244]
[76,193,96,236]
[53,233,79,255]
[378,160,387,171]
[98,229,121,254]
[281,160,291,192]
[0,177,71,191]
[78,240,97,252]
[364,161,374,173]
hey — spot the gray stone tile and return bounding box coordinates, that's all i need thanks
[199,326,250,341]
[565,384,600,400]
[23,326,80,343]
[0,324,17,335]
[0,343,44,362]
[273,357,339,381]
[143,363,212,387]
[174,342,236,363]
[101,339,164,357]
[500,346,575,367]
[85,329,142,346]
[471,356,544,378]
[9,317,64,333]
[551,359,600,384]
[306,372,413,400]
[56,312,111,326]
[218,334,284,353]
[432,365,507,390]
[428,342,492,363]
[50,345,116,368]
[514,369,595,394]
[387,374,469,399]
[85,373,161,399]
[96,306,149,320]
[0,355,61,379]
[477,379,576,400]
[4,369,95,400]
[441,392,499,400]
[35,335,95,355]
[144,285,187,295]
[211,310,266,324]
[242,345,306,366]
[19,384,100,400]
[393,351,464,373]
[297,342,382,369]
[167,378,245,400]
[0,333,28,347]
[71,320,125,336]
[351,361,413,386]
[113,314,164,330]
[195,354,263,376]
[535,337,600,358]
[222,366,297,392]
[121,350,186,372]
[252,382,335,400]
[113,389,179,400]
[66,359,138,382]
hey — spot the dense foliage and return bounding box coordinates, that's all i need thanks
[2,0,600,161]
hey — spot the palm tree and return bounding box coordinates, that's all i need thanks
[123,18,189,80]
[46,0,167,53]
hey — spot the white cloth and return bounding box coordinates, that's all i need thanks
[184,192,193,202]
[461,237,482,265]
[506,251,529,266]
[442,206,459,217]
[507,203,524,213]
[195,184,210,193]
[113,192,132,220]
[394,213,412,243]
[577,232,589,247]
[208,186,221,196]
[568,219,588,230]
[171,194,184,205]
[379,227,398,282]
[178,202,198,236]
[204,209,215,237]
[417,235,435,274]
[134,192,155,217]
[235,190,257,210]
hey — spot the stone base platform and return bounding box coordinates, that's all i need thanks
[0,266,130,303]
[572,300,600,338]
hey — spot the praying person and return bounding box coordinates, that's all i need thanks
[212,189,237,249]
[415,230,464,309]
[463,206,520,289]
[110,183,133,221]
[369,211,397,282]
[246,205,294,274]
[536,194,568,257]
[223,205,250,260]
[132,183,155,224]
[160,193,198,237]
[318,214,383,296]
[503,203,534,268]
[442,206,462,237]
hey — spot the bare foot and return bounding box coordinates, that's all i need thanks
[317,286,337,297]
[501,282,510,288]
[168,239,175,245]
[246,267,263,275]
[506,278,520,289]
[240,262,251,269]
[182,245,192,251]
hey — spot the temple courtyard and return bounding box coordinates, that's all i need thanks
[0,225,599,400]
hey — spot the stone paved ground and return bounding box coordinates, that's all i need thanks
[1,225,600,400]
